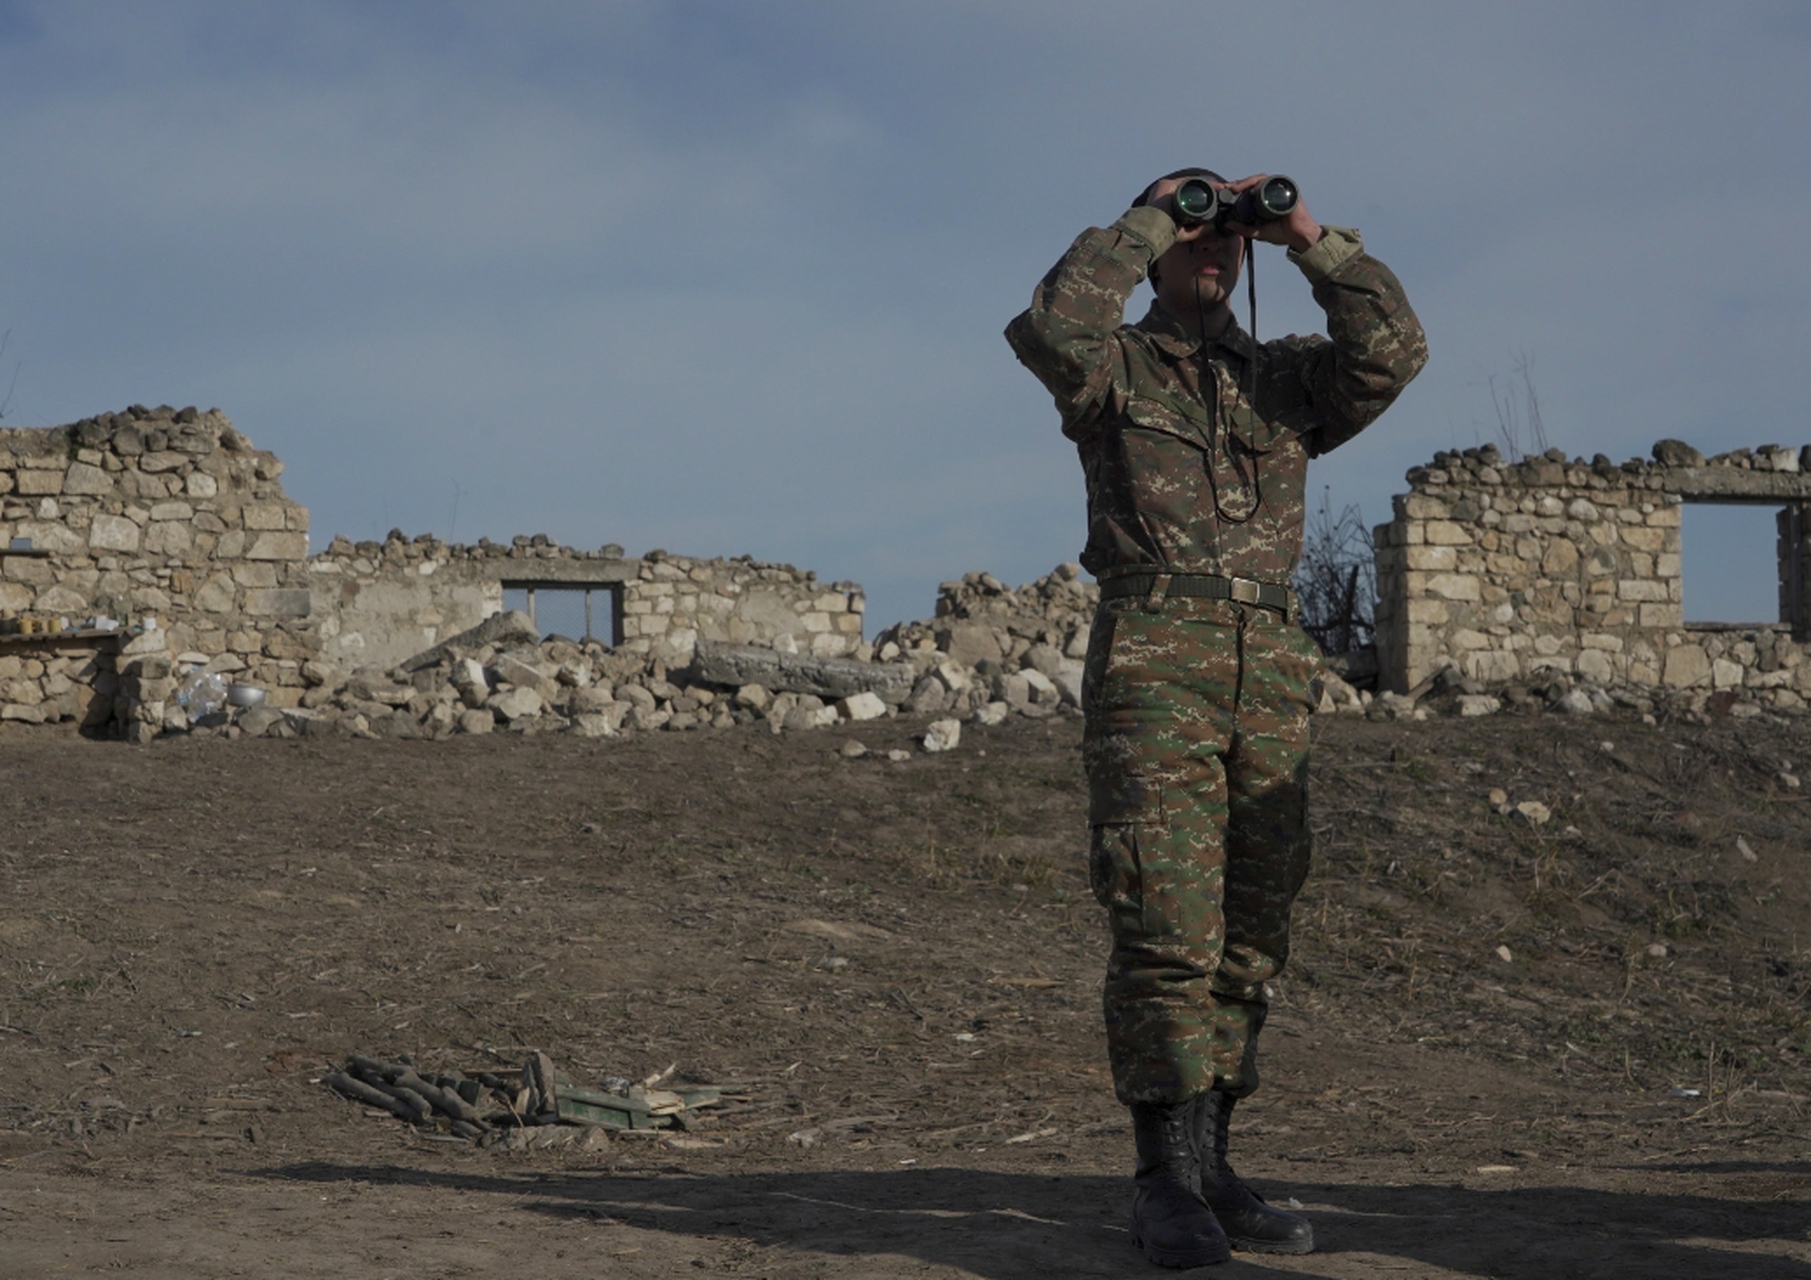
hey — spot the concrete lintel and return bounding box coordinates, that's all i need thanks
[1668,470,1811,502]
[487,559,643,586]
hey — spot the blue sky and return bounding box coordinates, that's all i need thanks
[2,1,1806,632]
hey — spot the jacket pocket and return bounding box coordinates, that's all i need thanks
[1123,392,1212,451]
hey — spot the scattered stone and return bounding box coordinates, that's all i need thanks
[734,683,771,712]
[921,719,961,753]
[1736,836,1757,863]
[839,739,868,758]
[1495,945,1514,963]
[488,687,543,722]
[19,401,1807,750]
[1019,667,1060,709]
[782,705,838,732]
[839,691,887,722]
[1020,644,1065,678]
[1513,800,1552,826]
[1316,670,1364,715]
[693,641,916,705]
[400,611,539,673]
[1653,439,1706,467]
[1369,691,1419,721]
[236,706,286,737]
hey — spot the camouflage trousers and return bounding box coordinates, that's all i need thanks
[1082,594,1318,1105]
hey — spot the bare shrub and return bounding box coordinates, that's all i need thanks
[1294,489,1375,657]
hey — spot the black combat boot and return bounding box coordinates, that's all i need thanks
[1195,1090,1315,1254]
[1129,1099,1232,1268]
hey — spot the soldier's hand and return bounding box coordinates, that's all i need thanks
[1218,174,1322,252]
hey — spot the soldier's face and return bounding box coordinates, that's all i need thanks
[1153,228,1244,319]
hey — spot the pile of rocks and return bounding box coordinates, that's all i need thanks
[869,564,1093,722]
[876,564,1096,665]
[1318,654,1797,728]
[202,610,891,741]
[219,611,659,740]
[204,564,1101,743]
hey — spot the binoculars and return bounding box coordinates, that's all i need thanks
[1172,175,1298,228]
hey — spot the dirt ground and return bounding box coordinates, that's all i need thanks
[3,704,1810,1279]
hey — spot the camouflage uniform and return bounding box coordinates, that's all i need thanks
[1006,204,1426,1105]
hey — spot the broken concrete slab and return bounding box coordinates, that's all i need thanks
[398,610,540,673]
[691,640,917,705]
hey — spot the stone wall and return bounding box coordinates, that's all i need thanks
[1,405,314,731]
[307,531,864,674]
[618,551,865,663]
[1373,440,1811,711]
[2,408,867,736]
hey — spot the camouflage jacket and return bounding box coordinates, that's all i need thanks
[1005,205,1427,585]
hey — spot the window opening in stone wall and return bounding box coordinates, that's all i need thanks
[1680,502,1783,628]
[502,584,621,646]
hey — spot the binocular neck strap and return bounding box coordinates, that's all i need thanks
[1192,251,1264,527]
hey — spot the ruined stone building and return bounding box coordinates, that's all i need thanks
[8,405,1811,739]
[1373,440,1811,706]
[0,407,862,736]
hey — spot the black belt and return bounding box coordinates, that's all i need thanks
[1098,571,1292,615]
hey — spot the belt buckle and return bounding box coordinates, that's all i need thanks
[1228,577,1261,605]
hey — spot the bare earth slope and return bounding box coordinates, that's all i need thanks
[2,709,1808,1279]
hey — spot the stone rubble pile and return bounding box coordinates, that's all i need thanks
[869,565,1095,722]
[1316,650,1796,727]
[196,564,1101,743]
[158,539,1789,746]
[222,611,710,741]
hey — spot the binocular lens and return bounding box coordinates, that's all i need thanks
[1173,180,1216,220]
[1258,176,1298,216]
[1168,174,1298,227]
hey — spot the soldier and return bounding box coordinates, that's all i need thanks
[1005,170,1427,1268]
